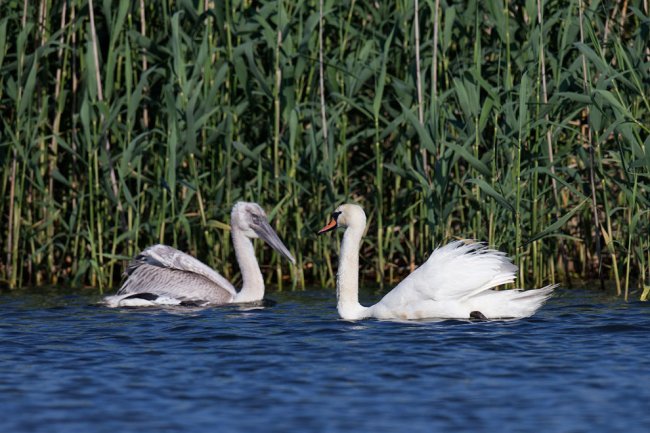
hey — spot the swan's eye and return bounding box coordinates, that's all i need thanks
[332,211,342,221]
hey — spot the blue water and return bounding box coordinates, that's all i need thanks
[1,287,650,433]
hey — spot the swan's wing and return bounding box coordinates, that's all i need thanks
[380,241,517,306]
[116,244,237,302]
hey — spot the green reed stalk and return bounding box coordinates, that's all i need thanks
[0,0,648,293]
[373,28,393,287]
[319,0,328,144]
[624,173,639,300]
[503,0,512,91]
[273,0,283,290]
[578,0,604,286]
[515,73,530,284]
[472,0,481,239]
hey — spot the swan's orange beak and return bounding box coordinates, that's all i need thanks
[317,218,338,235]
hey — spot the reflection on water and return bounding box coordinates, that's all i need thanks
[1,287,650,432]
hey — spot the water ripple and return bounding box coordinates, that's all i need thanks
[1,288,650,432]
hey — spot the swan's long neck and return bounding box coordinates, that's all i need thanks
[231,228,264,303]
[336,222,370,320]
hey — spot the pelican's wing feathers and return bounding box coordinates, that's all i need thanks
[116,244,237,302]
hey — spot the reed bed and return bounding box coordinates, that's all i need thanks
[0,0,648,298]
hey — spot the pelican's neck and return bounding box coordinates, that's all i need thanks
[336,222,370,320]
[231,228,264,303]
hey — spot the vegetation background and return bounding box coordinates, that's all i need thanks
[0,0,648,298]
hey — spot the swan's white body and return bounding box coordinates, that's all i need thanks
[103,202,295,308]
[319,204,555,321]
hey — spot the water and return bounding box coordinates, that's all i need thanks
[1,287,649,433]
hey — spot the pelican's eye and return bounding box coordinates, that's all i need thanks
[248,211,264,226]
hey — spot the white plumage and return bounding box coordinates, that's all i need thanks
[319,204,555,320]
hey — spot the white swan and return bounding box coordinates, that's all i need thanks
[104,202,295,307]
[318,204,555,320]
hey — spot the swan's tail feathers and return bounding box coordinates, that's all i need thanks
[473,283,557,319]
[511,284,557,318]
[517,284,556,301]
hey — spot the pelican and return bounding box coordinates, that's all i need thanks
[318,204,555,320]
[104,201,295,307]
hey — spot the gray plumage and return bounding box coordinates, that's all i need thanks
[103,202,295,308]
[116,244,237,303]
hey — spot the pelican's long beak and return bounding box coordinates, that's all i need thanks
[252,219,296,264]
[317,218,338,235]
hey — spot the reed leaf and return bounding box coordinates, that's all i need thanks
[0,0,647,294]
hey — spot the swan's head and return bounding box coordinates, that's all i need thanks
[317,203,367,234]
[231,202,296,264]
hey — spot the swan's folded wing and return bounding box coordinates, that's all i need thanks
[116,244,237,301]
[381,240,517,305]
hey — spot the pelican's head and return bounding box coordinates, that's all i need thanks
[231,202,296,264]
[317,203,367,234]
